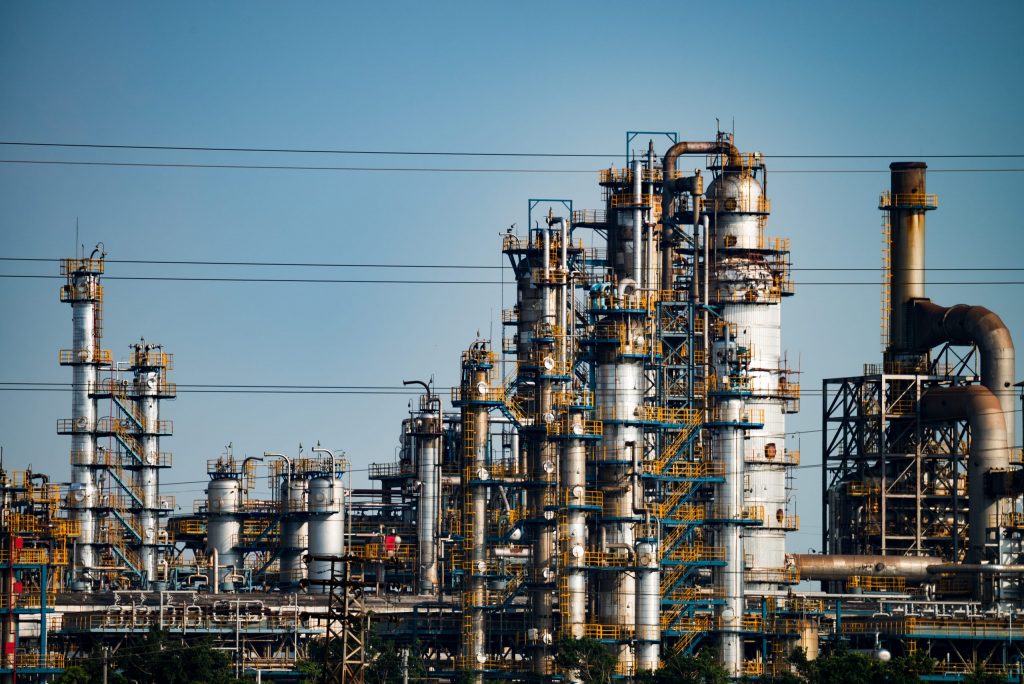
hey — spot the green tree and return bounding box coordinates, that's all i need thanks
[636,649,730,684]
[364,638,427,684]
[787,644,934,684]
[113,628,243,684]
[553,637,617,684]
[964,667,1009,684]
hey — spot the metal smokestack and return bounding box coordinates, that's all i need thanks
[886,161,930,354]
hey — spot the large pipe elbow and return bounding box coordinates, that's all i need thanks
[913,300,1016,448]
[921,385,1012,565]
[660,139,739,290]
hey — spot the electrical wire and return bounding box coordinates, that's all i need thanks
[1,158,1023,174]
[2,257,1024,272]
[2,274,1024,285]
[2,141,1023,159]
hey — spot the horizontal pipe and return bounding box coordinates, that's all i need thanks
[789,554,938,581]
[928,564,1024,575]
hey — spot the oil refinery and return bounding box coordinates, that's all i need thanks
[0,130,1021,682]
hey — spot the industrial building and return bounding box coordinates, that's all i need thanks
[0,130,1020,682]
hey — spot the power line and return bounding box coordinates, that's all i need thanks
[0,256,504,270]
[1,158,1022,174]
[2,141,1024,159]
[3,274,1024,286]
[2,257,1023,273]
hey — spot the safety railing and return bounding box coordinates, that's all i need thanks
[59,348,112,365]
[847,575,907,592]
[13,653,65,670]
[588,290,657,312]
[582,623,631,641]
[553,389,594,409]
[761,513,800,530]
[561,490,604,508]
[879,191,938,210]
[0,588,58,608]
[742,661,765,676]
[706,407,765,425]
[599,167,665,185]
[665,544,725,562]
[992,512,1024,528]
[608,191,657,209]
[572,209,608,226]
[367,461,415,479]
[60,281,103,302]
[501,307,519,324]
[707,504,765,523]
[131,349,173,369]
[546,416,602,437]
[358,543,415,562]
[451,386,504,403]
[0,548,50,565]
[744,566,800,584]
[62,257,105,275]
[51,519,81,538]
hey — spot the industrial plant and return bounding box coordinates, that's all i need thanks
[0,130,1020,682]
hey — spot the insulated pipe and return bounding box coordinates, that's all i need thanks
[559,412,587,639]
[920,386,1012,566]
[633,159,643,286]
[634,537,660,671]
[716,398,744,678]
[661,140,740,290]
[913,301,1016,451]
[887,162,929,352]
[542,226,551,285]
[789,554,938,582]
[403,381,441,595]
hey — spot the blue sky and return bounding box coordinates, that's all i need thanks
[1,1,1022,553]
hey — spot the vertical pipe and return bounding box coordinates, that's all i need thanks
[634,535,660,671]
[560,416,587,639]
[887,162,928,353]
[716,399,744,677]
[633,159,643,287]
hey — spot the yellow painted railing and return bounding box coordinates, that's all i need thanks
[879,191,938,209]
[59,348,112,365]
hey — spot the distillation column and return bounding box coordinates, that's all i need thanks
[502,218,569,671]
[705,145,795,676]
[130,342,172,584]
[59,252,109,589]
[456,343,496,677]
[411,391,442,595]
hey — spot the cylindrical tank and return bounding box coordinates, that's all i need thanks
[206,477,241,591]
[307,475,344,592]
[280,477,308,588]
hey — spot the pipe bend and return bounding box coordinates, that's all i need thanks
[914,301,1014,357]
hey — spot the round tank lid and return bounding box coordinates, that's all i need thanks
[889,161,927,170]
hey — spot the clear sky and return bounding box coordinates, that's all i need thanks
[1,1,1022,554]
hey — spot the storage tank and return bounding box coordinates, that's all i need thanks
[280,477,308,588]
[307,473,345,591]
[206,476,241,591]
